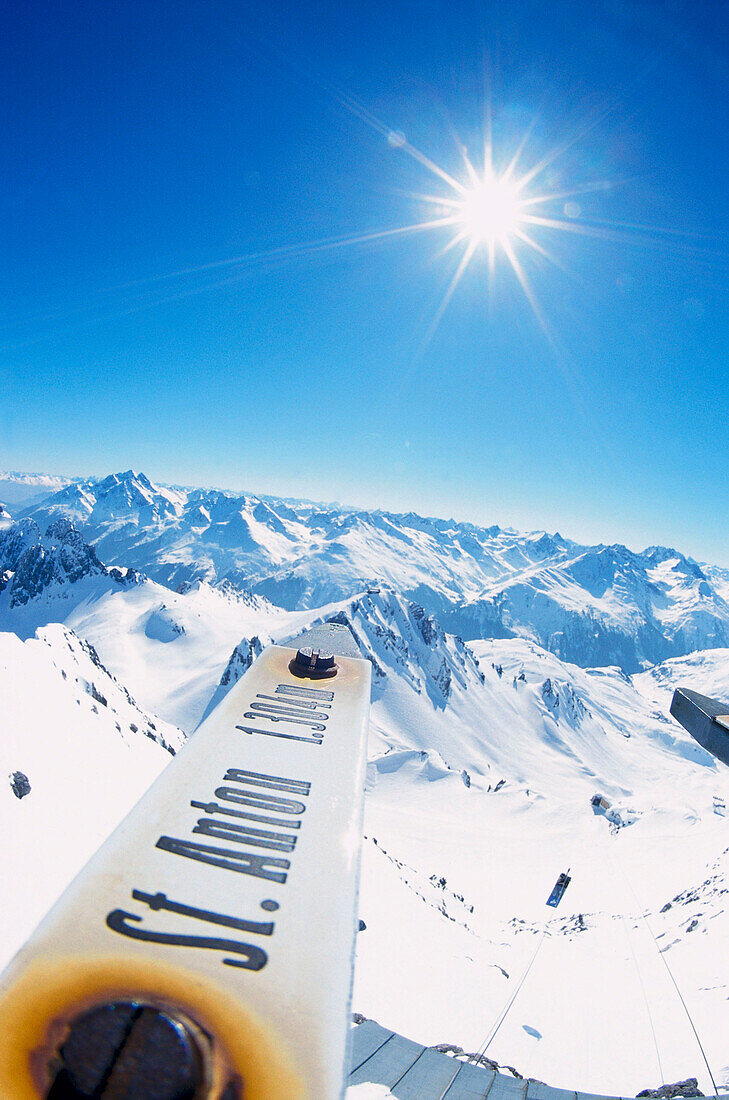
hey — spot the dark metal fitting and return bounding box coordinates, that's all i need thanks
[44,999,240,1100]
[671,687,729,767]
[289,646,338,679]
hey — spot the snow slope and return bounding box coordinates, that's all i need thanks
[348,612,729,1094]
[2,585,728,1094]
[0,565,357,732]
[0,625,181,970]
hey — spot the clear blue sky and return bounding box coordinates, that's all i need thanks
[2,0,729,563]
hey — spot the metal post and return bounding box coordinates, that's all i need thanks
[670,687,729,768]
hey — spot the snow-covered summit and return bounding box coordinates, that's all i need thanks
[16,470,729,673]
[312,590,721,805]
[321,589,484,707]
[0,517,111,607]
[442,541,729,672]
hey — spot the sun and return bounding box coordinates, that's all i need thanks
[379,128,585,336]
[455,171,524,248]
[117,105,611,348]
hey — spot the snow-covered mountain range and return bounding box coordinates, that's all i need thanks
[15,468,729,673]
[3,468,729,1096]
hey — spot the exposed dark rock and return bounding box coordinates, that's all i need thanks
[636,1079,704,1098]
[89,683,108,707]
[10,771,31,799]
[0,518,41,570]
[456,1052,500,1071]
[542,678,559,713]
[109,566,145,586]
[434,658,452,698]
[0,518,107,606]
[220,636,264,687]
[410,602,438,646]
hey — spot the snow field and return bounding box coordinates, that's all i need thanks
[0,629,174,969]
[357,766,729,1094]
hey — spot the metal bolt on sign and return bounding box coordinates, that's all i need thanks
[46,1001,211,1100]
[290,647,337,678]
[0,625,371,1100]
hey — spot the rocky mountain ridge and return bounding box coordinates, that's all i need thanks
[10,468,729,673]
[0,516,136,608]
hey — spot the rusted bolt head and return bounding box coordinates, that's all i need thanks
[46,1000,210,1099]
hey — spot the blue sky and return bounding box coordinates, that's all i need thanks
[2,0,729,563]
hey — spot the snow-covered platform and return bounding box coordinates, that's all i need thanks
[347,1020,716,1100]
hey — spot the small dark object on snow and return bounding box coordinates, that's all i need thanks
[547,869,571,907]
[358,919,367,931]
[10,771,30,799]
[636,1078,704,1098]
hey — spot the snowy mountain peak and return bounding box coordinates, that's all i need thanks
[20,469,185,532]
[199,634,267,726]
[322,589,485,707]
[4,470,729,1095]
[9,467,729,674]
[0,518,108,607]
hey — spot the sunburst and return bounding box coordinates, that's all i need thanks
[389,128,584,339]
[9,86,697,355]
